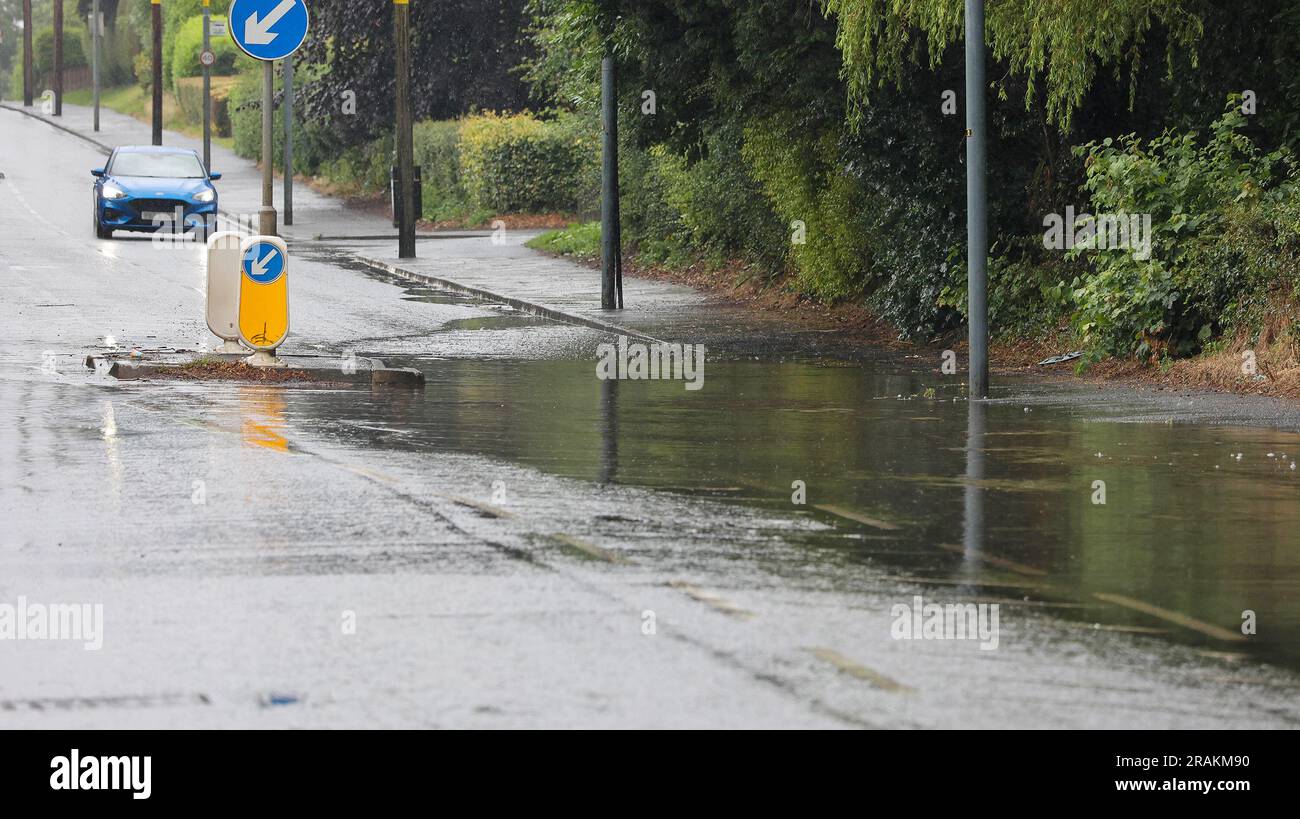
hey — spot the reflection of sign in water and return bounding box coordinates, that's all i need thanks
[240,388,288,452]
[237,236,289,351]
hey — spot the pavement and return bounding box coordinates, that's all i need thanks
[4,100,1300,729]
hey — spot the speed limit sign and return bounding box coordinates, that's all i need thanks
[199,50,216,68]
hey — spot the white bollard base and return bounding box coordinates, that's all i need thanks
[244,350,287,368]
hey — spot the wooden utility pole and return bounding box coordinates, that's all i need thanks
[21,0,33,107]
[151,0,163,145]
[53,0,63,115]
[92,0,101,131]
[283,56,294,226]
[393,0,415,258]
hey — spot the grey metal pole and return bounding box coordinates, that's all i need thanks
[283,56,294,227]
[21,0,32,107]
[600,55,622,309]
[151,0,162,144]
[394,0,415,259]
[965,0,989,399]
[202,0,211,172]
[91,0,100,131]
[53,0,63,116]
[962,398,986,560]
[259,60,276,235]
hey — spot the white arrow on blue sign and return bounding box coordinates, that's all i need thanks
[229,0,310,62]
[242,241,286,284]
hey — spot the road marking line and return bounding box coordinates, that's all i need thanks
[1093,592,1248,642]
[338,463,400,484]
[668,581,755,619]
[806,647,914,693]
[447,495,516,519]
[937,543,1047,576]
[814,504,901,530]
[550,533,632,565]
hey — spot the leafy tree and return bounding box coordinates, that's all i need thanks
[821,0,1203,131]
[297,0,539,144]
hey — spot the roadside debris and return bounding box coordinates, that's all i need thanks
[1038,351,1084,366]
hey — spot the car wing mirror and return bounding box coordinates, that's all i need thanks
[208,172,223,181]
[91,168,105,177]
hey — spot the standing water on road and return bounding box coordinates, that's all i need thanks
[260,354,1300,671]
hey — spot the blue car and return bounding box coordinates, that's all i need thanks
[91,146,222,240]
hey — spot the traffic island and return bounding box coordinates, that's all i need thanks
[85,353,425,388]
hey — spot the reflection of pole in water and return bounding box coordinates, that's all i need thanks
[600,377,619,484]
[962,398,986,563]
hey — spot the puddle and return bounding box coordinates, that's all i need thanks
[256,356,1300,671]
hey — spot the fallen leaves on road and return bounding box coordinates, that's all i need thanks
[158,360,334,384]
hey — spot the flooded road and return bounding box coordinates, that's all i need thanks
[4,104,1298,727]
[238,351,1300,671]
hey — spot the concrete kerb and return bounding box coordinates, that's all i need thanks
[1,101,113,155]
[346,254,667,346]
[4,102,665,348]
[88,354,425,387]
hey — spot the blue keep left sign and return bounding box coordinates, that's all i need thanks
[229,0,310,62]
[242,241,285,284]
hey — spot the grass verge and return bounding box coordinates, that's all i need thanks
[64,84,235,151]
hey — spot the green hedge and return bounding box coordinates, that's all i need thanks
[459,112,593,214]
[1069,102,1300,360]
[413,120,471,221]
[230,93,599,220]
[230,66,387,194]
[161,1,233,90]
[34,26,87,76]
[171,15,239,91]
[176,75,236,136]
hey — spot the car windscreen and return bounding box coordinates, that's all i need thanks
[109,152,206,178]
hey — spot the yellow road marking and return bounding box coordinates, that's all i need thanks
[1094,592,1248,643]
[550,534,632,565]
[937,543,1047,576]
[668,581,754,619]
[806,647,914,693]
[814,504,901,531]
[448,495,516,519]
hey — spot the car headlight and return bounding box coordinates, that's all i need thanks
[101,183,128,200]
[194,188,216,203]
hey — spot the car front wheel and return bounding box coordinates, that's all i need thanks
[93,199,112,240]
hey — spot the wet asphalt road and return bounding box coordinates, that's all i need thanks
[3,108,1299,729]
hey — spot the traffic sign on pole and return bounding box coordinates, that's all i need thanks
[238,236,290,364]
[228,0,310,62]
[229,0,309,236]
[206,232,244,352]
